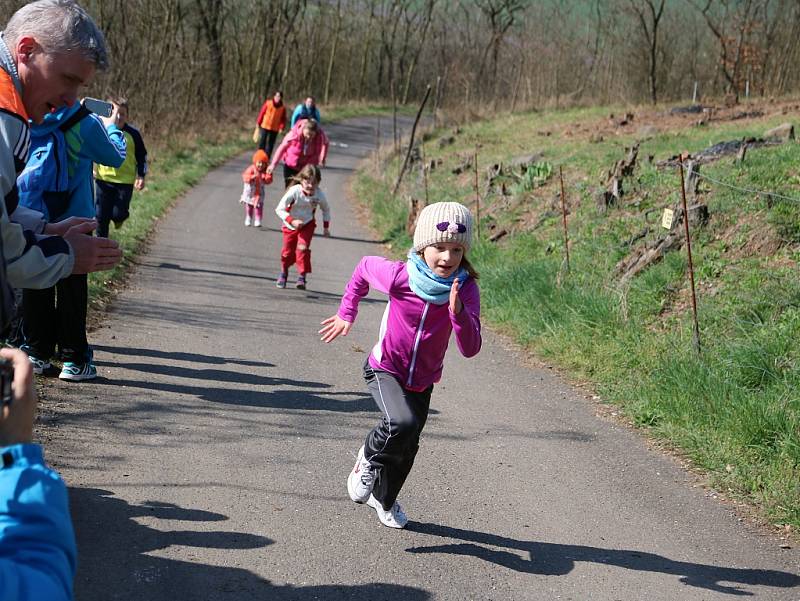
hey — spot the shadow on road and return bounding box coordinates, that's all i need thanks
[92,376,378,413]
[257,226,389,245]
[92,345,274,368]
[71,487,430,601]
[152,261,270,282]
[93,361,330,390]
[405,521,800,596]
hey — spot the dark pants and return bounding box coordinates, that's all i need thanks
[95,180,134,238]
[282,164,300,189]
[22,273,89,363]
[362,361,433,510]
[257,128,279,158]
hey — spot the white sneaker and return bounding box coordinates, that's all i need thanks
[253,219,261,227]
[367,494,408,529]
[347,446,375,503]
[244,216,252,226]
[27,355,51,375]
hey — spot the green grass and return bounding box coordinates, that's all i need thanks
[355,102,800,530]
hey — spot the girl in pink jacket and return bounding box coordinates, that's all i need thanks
[266,118,329,188]
[320,202,482,529]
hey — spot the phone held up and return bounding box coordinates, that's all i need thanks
[0,358,12,407]
[83,97,113,118]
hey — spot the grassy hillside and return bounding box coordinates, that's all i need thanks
[353,101,800,532]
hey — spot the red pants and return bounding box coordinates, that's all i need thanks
[281,220,316,275]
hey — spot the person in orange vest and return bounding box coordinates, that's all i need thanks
[0,4,119,599]
[0,0,122,296]
[255,90,286,158]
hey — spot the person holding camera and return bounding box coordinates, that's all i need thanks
[0,0,123,301]
[18,98,126,381]
[0,347,77,601]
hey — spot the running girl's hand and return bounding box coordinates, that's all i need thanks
[319,315,352,343]
[291,219,303,228]
[449,278,463,314]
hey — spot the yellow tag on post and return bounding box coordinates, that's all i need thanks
[661,208,675,229]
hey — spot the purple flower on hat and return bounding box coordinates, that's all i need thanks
[436,221,467,234]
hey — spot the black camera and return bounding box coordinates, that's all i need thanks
[0,358,12,406]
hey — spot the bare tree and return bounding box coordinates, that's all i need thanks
[625,0,666,104]
[475,0,526,94]
[195,0,226,120]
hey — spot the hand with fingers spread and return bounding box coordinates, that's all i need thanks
[449,278,463,315]
[64,220,123,274]
[319,314,352,343]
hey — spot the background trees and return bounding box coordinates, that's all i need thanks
[2,0,800,136]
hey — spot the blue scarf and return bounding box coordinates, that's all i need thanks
[406,250,468,305]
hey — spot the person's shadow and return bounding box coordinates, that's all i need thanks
[405,521,800,596]
[71,487,430,600]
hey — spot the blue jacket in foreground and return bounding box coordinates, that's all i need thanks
[32,103,126,220]
[0,443,76,601]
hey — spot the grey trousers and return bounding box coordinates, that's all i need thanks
[362,360,433,510]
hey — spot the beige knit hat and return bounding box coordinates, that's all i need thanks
[413,202,473,253]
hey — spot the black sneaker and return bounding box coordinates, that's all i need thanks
[296,275,307,290]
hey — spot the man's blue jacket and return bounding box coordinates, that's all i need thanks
[0,443,76,600]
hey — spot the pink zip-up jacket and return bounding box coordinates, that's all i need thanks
[337,256,482,391]
[271,119,329,171]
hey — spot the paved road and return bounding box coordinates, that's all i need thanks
[41,117,799,600]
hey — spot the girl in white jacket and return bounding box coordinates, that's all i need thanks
[274,165,331,289]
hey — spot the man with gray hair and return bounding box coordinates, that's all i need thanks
[0,3,119,599]
[0,0,122,294]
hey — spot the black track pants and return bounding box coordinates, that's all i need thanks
[22,273,88,363]
[362,361,433,510]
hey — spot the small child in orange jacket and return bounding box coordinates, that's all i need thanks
[240,149,273,227]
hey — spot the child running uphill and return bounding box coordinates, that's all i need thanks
[240,150,272,227]
[319,202,482,528]
[95,97,148,238]
[274,164,330,290]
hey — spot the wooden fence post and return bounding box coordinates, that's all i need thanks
[678,159,701,354]
[392,84,432,197]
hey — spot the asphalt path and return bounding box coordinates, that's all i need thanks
[40,117,799,600]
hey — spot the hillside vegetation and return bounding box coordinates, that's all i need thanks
[354,100,800,532]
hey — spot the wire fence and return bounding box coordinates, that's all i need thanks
[694,171,800,206]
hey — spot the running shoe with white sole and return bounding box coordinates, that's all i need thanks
[59,362,97,381]
[366,494,408,529]
[347,445,375,503]
[27,355,51,375]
